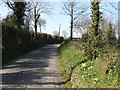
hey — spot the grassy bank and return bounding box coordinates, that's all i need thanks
[58,41,119,88]
[2,41,47,65]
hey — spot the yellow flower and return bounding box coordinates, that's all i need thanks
[94,78,98,81]
[93,78,99,82]
[82,63,86,67]
[82,75,84,78]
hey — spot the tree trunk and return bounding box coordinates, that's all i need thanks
[70,17,73,40]
[34,22,37,38]
[70,6,74,40]
[91,2,100,37]
[118,2,120,39]
[34,7,37,39]
[40,25,41,33]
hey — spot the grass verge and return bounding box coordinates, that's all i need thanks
[58,41,119,88]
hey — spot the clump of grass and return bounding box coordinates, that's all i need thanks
[58,41,119,88]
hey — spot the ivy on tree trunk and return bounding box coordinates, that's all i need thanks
[91,1,100,37]
[85,1,101,60]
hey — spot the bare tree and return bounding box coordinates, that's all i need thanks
[53,31,59,36]
[74,17,92,36]
[99,1,119,41]
[24,2,33,31]
[108,2,118,10]
[38,18,46,33]
[0,0,4,9]
[30,1,52,38]
[62,0,88,40]
[118,2,120,45]
[62,30,69,38]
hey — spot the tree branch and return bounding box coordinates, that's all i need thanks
[100,8,116,14]
[108,2,118,10]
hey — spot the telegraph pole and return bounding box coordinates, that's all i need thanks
[58,24,61,36]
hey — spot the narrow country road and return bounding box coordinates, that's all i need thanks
[1,44,61,88]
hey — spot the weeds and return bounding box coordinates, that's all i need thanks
[58,41,119,88]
